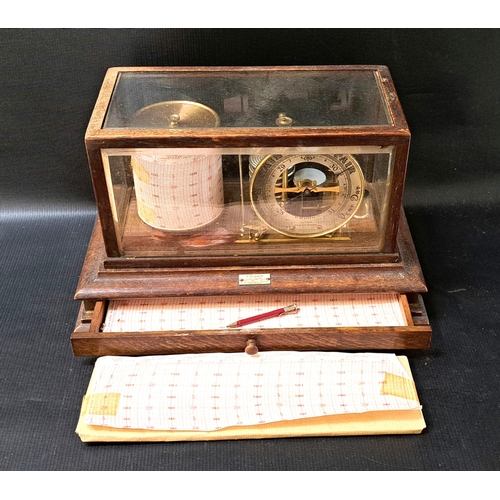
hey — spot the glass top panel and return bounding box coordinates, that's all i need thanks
[103,69,392,129]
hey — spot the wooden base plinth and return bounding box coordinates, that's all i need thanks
[71,212,431,357]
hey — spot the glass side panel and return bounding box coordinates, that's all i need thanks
[103,69,391,129]
[102,146,394,260]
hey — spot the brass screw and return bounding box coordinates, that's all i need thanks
[276,112,293,127]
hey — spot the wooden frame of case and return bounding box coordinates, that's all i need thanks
[71,66,431,356]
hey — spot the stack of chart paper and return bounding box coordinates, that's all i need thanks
[76,351,425,442]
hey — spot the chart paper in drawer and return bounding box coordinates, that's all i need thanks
[102,292,408,332]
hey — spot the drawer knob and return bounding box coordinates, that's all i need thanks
[245,339,258,356]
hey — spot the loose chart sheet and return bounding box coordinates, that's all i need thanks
[83,352,420,432]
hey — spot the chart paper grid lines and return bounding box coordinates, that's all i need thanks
[83,352,420,431]
[102,292,407,332]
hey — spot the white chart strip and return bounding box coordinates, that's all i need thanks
[83,352,420,431]
[103,293,408,332]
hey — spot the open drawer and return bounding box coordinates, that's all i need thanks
[71,292,431,357]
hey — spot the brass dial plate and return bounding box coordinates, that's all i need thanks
[250,154,364,238]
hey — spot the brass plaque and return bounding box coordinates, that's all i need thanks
[239,273,271,286]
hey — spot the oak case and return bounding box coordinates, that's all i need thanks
[71,66,431,356]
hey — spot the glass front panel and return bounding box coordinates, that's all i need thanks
[103,69,391,129]
[102,146,394,259]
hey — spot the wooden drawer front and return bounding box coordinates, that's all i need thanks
[71,294,431,356]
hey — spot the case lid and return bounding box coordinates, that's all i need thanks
[102,67,394,130]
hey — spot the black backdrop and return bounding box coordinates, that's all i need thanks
[1,28,499,471]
